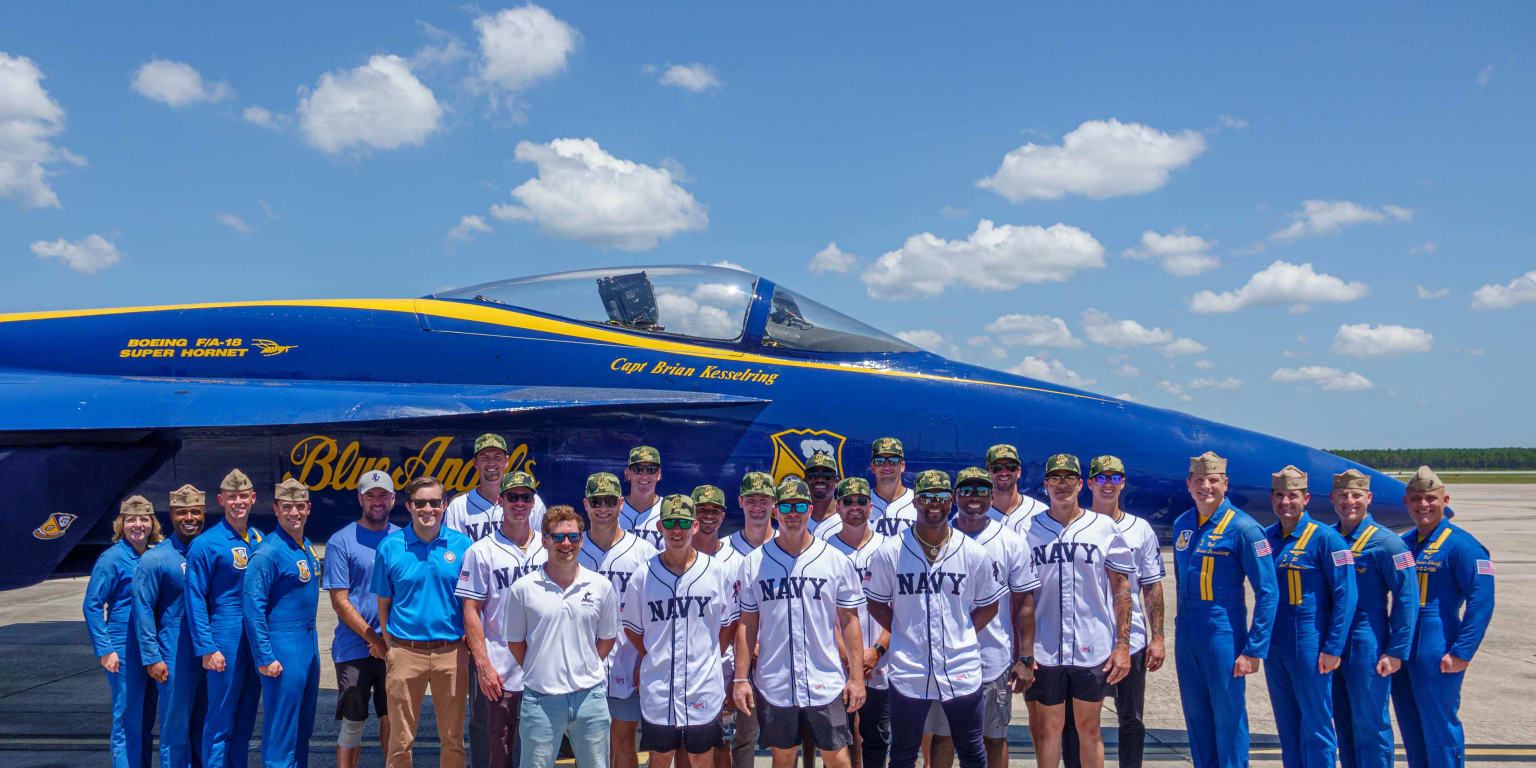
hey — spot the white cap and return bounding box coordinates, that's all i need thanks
[358,470,394,494]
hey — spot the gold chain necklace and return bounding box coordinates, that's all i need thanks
[919,528,950,562]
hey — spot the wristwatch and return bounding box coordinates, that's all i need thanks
[1016,655,1034,667]
[874,643,887,657]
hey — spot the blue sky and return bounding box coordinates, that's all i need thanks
[3,2,1533,449]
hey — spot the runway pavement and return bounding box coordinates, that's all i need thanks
[2,484,1531,767]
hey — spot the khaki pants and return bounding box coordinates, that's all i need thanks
[386,640,469,768]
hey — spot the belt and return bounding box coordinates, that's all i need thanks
[389,637,462,651]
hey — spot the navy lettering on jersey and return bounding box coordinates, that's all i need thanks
[647,596,711,621]
[896,572,966,595]
[873,519,911,537]
[491,563,541,591]
[1030,542,1100,567]
[600,570,635,593]
[757,576,829,601]
[467,521,498,541]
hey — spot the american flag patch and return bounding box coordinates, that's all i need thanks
[458,571,470,581]
[1477,559,1496,576]
[1331,550,1354,567]
[1393,552,1415,571]
[1254,540,1272,557]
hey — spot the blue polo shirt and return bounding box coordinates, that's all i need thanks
[322,521,401,663]
[371,525,472,642]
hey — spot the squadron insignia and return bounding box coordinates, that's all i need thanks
[1175,530,1192,551]
[769,428,847,484]
[31,512,79,541]
[297,560,311,582]
[232,547,249,569]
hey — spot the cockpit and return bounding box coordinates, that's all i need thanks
[431,265,918,356]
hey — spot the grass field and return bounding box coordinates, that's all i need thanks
[1384,472,1536,484]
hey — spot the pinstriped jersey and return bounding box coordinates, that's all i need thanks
[445,489,547,544]
[826,528,890,689]
[1026,509,1135,667]
[620,498,664,549]
[987,496,1049,537]
[579,531,657,698]
[621,551,740,726]
[1110,511,1165,654]
[455,529,547,691]
[960,520,1039,679]
[739,536,865,708]
[870,488,917,538]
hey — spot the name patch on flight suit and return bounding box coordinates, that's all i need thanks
[232,547,249,569]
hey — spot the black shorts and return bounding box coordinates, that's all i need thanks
[759,699,853,751]
[638,718,725,755]
[335,657,388,720]
[1024,664,1111,706]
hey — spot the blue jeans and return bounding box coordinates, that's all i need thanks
[519,685,610,768]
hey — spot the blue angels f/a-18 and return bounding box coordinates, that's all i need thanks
[0,265,1408,589]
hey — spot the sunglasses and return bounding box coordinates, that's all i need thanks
[661,519,694,530]
[988,462,1021,473]
[629,465,661,475]
[501,491,534,503]
[777,502,810,514]
[871,456,902,466]
[956,486,992,497]
[917,492,953,503]
[1044,475,1080,484]
[545,532,583,543]
[806,469,838,479]
[409,498,446,508]
[1091,474,1126,486]
[587,497,620,508]
[839,495,871,506]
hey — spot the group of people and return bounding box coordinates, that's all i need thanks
[83,432,1496,768]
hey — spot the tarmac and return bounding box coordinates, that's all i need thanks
[2,484,1531,767]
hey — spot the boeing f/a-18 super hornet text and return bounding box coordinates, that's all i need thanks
[0,265,1409,588]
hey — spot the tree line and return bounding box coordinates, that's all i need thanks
[1328,447,1536,471]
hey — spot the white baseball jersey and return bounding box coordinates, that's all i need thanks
[696,540,745,683]
[495,566,618,696]
[824,528,890,689]
[740,536,865,708]
[870,488,917,538]
[959,519,1039,680]
[619,498,664,549]
[987,496,1049,537]
[1110,511,1164,654]
[813,515,844,541]
[1025,509,1135,667]
[578,531,657,698]
[445,489,547,543]
[455,529,547,691]
[621,552,740,726]
[727,528,774,556]
[864,528,1005,700]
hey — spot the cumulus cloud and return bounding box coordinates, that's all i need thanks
[1189,260,1369,313]
[1271,366,1374,392]
[131,59,232,107]
[1218,114,1248,130]
[711,260,748,272]
[809,242,857,275]
[1415,285,1448,299]
[985,314,1080,348]
[1193,359,1215,370]
[447,214,492,242]
[491,138,707,250]
[1124,228,1220,277]
[976,118,1206,202]
[1156,380,1192,402]
[895,330,945,352]
[1008,355,1094,388]
[658,63,721,92]
[474,4,578,110]
[1470,270,1536,310]
[0,53,82,210]
[257,199,278,220]
[215,212,251,234]
[860,220,1104,299]
[410,21,470,71]
[1114,393,1138,402]
[1331,323,1433,359]
[1188,376,1243,391]
[30,234,121,273]
[1271,200,1412,241]
[1081,308,1173,347]
[1161,337,1208,357]
[298,55,442,154]
[1113,363,1140,377]
[242,106,288,130]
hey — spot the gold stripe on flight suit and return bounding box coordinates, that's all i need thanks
[1294,522,1317,551]
[1351,525,1378,553]
[1211,509,1236,535]
[1419,571,1429,606]
[1288,569,1303,606]
[1200,556,1214,601]
[1424,527,1452,554]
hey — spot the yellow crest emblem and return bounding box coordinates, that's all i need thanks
[231,547,249,569]
[297,559,311,582]
[32,513,79,541]
[768,429,847,484]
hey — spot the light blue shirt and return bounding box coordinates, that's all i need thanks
[322,521,400,662]
[371,525,471,642]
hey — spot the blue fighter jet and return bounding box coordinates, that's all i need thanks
[0,265,1407,589]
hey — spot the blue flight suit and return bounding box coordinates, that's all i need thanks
[1391,518,1495,768]
[85,538,155,768]
[1263,515,1357,768]
[134,534,207,768]
[1172,499,1278,768]
[243,529,321,768]
[1332,515,1418,768]
[187,519,265,768]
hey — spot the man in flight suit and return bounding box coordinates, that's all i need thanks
[1171,452,1278,768]
[1262,466,1357,768]
[1391,466,1496,768]
[1329,469,1418,768]
[133,484,208,768]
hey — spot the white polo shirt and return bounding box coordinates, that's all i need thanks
[740,535,865,708]
[494,565,617,695]
[1025,508,1136,667]
[957,519,1038,680]
[445,489,548,544]
[870,488,918,538]
[1109,511,1165,654]
[987,495,1049,537]
[619,498,663,549]
[455,528,547,691]
[621,551,740,726]
[825,528,890,689]
[578,531,657,698]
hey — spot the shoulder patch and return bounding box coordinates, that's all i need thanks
[1175,530,1192,551]
[1331,549,1354,566]
[1476,559,1496,576]
[1253,539,1273,558]
[1392,552,1415,571]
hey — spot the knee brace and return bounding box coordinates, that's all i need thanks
[338,718,366,749]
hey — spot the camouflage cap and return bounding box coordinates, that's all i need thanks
[585,472,622,499]
[914,469,952,493]
[120,495,153,516]
[985,444,1020,466]
[1405,465,1445,492]
[805,453,839,473]
[692,484,726,509]
[274,478,310,503]
[955,466,993,488]
[740,471,776,498]
[1045,454,1081,476]
[871,437,904,458]
[1333,469,1371,491]
[835,477,871,500]
[628,445,661,466]
[499,471,536,493]
[221,468,254,492]
[1271,465,1308,492]
[1189,451,1227,475]
[775,476,813,503]
[659,493,696,522]
[474,433,508,455]
[169,484,205,508]
[1089,455,1125,477]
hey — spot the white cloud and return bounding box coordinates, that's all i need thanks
[1193,359,1215,369]
[1156,380,1192,402]
[447,214,492,242]
[1009,355,1094,388]
[1477,65,1493,88]
[30,234,121,273]
[1410,241,1437,255]
[1081,308,1173,347]
[1161,337,1208,357]
[1332,323,1433,359]
[131,59,232,107]
[1124,228,1220,276]
[474,4,578,109]
[710,260,748,272]
[298,55,442,154]
[215,212,251,234]
[1218,114,1248,130]
[1113,363,1140,377]
[257,199,278,220]
[939,205,969,220]
[658,63,721,92]
[1189,260,1369,313]
[0,53,82,210]
[491,138,707,250]
[809,242,857,275]
[1470,270,1536,310]
[1114,392,1138,402]
[410,22,470,71]
[1188,376,1243,391]
[976,118,1206,202]
[985,314,1081,348]
[1271,366,1375,392]
[860,220,1104,299]
[242,106,288,130]
[895,330,946,352]
[1271,200,1412,241]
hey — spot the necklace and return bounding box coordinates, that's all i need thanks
[918,528,950,561]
